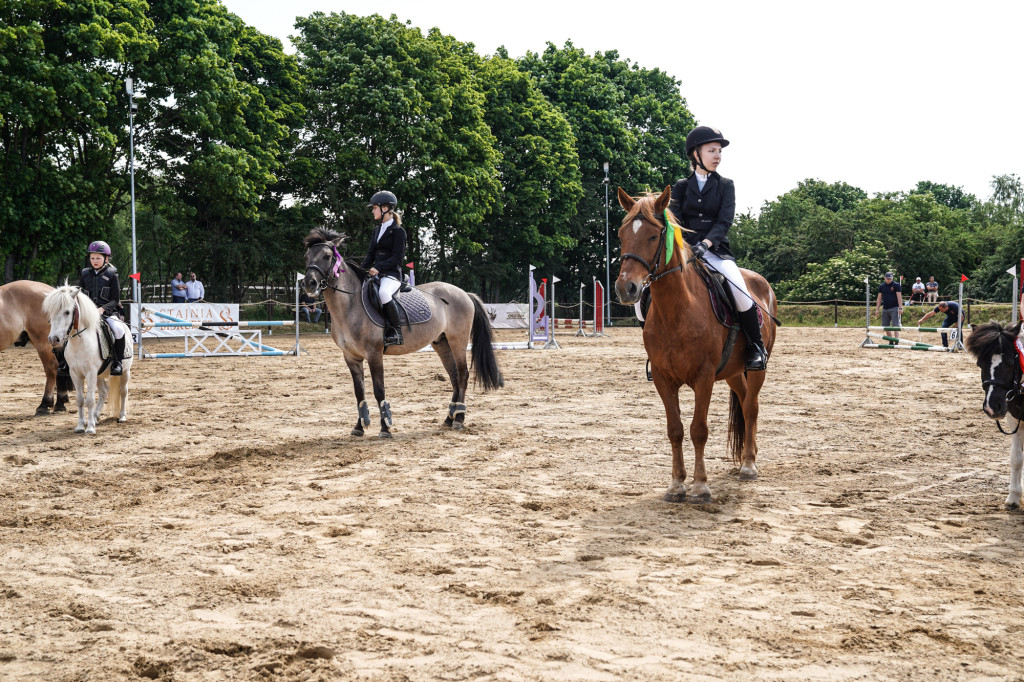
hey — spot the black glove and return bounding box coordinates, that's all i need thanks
[692,241,709,259]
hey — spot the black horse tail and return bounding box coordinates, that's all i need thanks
[469,293,504,391]
[726,389,744,466]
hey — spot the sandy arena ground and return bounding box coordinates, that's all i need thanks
[1,325,1023,681]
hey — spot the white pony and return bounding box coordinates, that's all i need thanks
[42,284,132,434]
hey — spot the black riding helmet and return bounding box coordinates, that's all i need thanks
[685,126,730,173]
[368,190,398,210]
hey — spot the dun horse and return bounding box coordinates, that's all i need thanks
[965,321,1024,508]
[0,280,71,414]
[615,187,778,503]
[302,228,504,437]
[42,284,132,434]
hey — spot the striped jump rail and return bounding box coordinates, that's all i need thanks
[867,326,962,334]
[150,320,294,328]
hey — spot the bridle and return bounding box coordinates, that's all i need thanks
[303,242,355,295]
[620,212,683,286]
[982,333,1024,435]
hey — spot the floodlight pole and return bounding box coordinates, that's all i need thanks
[603,161,611,327]
[126,77,139,354]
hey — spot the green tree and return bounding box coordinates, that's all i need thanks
[910,180,977,211]
[517,42,695,290]
[474,54,582,300]
[775,240,888,302]
[0,0,157,282]
[292,12,501,287]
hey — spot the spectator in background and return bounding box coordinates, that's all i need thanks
[910,277,925,305]
[925,276,939,303]
[185,272,205,302]
[874,271,903,344]
[919,300,964,349]
[170,272,187,303]
[299,291,321,323]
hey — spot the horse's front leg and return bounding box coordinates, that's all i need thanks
[83,371,98,435]
[688,378,714,503]
[73,373,87,434]
[345,354,370,437]
[366,352,392,438]
[652,369,686,502]
[1007,429,1023,510]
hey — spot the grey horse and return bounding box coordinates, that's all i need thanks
[302,228,504,437]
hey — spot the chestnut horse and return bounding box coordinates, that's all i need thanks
[0,280,71,414]
[615,187,778,503]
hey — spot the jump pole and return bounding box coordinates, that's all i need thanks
[592,277,607,337]
[142,307,290,357]
[861,276,873,347]
[543,276,561,349]
[574,282,588,337]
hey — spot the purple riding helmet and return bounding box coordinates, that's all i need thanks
[87,240,111,256]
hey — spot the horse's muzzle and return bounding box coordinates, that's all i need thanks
[302,274,322,297]
[615,278,640,305]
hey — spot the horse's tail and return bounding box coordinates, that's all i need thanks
[469,293,504,391]
[727,389,744,466]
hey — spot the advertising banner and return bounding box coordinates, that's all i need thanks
[141,303,240,337]
[483,303,529,329]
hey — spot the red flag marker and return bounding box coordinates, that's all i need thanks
[406,262,414,269]
[960,273,969,282]
[129,273,141,282]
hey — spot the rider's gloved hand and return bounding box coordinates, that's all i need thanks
[692,241,709,259]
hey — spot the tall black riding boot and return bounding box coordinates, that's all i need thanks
[110,336,125,376]
[53,347,71,379]
[737,307,768,371]
[382,300,404,347]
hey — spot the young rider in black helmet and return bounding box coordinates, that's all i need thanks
[360,191,408,347]
[79,240,127,375]
[670,126,768,371]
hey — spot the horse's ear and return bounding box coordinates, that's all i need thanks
[654,185,672,213]
[616,187,635,211]
[72,286,81,298]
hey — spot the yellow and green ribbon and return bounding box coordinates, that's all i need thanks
[664,209,685,265]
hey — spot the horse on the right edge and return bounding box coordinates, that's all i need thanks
[965,320,1024,509]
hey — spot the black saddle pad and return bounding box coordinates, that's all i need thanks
[694,262,762,329]
[360,280,433,328]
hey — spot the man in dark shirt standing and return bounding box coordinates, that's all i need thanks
[919,300,964,348]
[874,271,903,344]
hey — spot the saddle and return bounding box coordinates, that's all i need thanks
[360,278,432,329]
[96,321,133,373]
[693,260,762,329]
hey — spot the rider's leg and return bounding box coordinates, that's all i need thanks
[704,253,767,371]
[379,277,403,347]
[106,317,125,376]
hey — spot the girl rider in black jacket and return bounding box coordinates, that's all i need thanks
[360,191,408,347]
[79,241,126,375]
[670,126,768,371]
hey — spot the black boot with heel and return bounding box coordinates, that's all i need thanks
[737,307,767,371]
[382,300,404,347]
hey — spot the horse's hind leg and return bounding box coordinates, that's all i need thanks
[1007,430,1023,510]
[432,336,467,430]
[652,371,687,502]
[731,371,764,481]
[344,354,371,437]
[73,374,87,433]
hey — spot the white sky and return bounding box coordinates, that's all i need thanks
[221,0,1023,214]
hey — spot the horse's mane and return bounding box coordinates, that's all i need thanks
[42,283,101,331]
[624,193,693,271]
[304,227,345,249]
[965,320,1023,360]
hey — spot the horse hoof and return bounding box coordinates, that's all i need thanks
[85,428,96,435]
[687,493,712,504]
[443,417,454,428]
[350,428,364,437]
[739,467,759,481]
[452,422,465,431]
[662,492,687,504]
[118,417,127,423]
[1007,501,1021,511]
[54,404,67,413]
[378,431,393,439]
[34,408,49,416]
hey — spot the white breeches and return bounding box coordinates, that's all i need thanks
[378,276,401,304]
[702,252,753,312]
[105,317,125,340]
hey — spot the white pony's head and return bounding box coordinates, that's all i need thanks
[42,283,101,346]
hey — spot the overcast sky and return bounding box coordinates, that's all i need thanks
[220,0,1023,215]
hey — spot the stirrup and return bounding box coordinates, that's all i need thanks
[383,328,403,347]
[744,344,767,371]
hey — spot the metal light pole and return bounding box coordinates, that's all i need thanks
[603,161,611,327]
[125,78,139,347]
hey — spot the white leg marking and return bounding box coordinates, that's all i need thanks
[984,354,1003,416]
[1008,429,1024,509]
